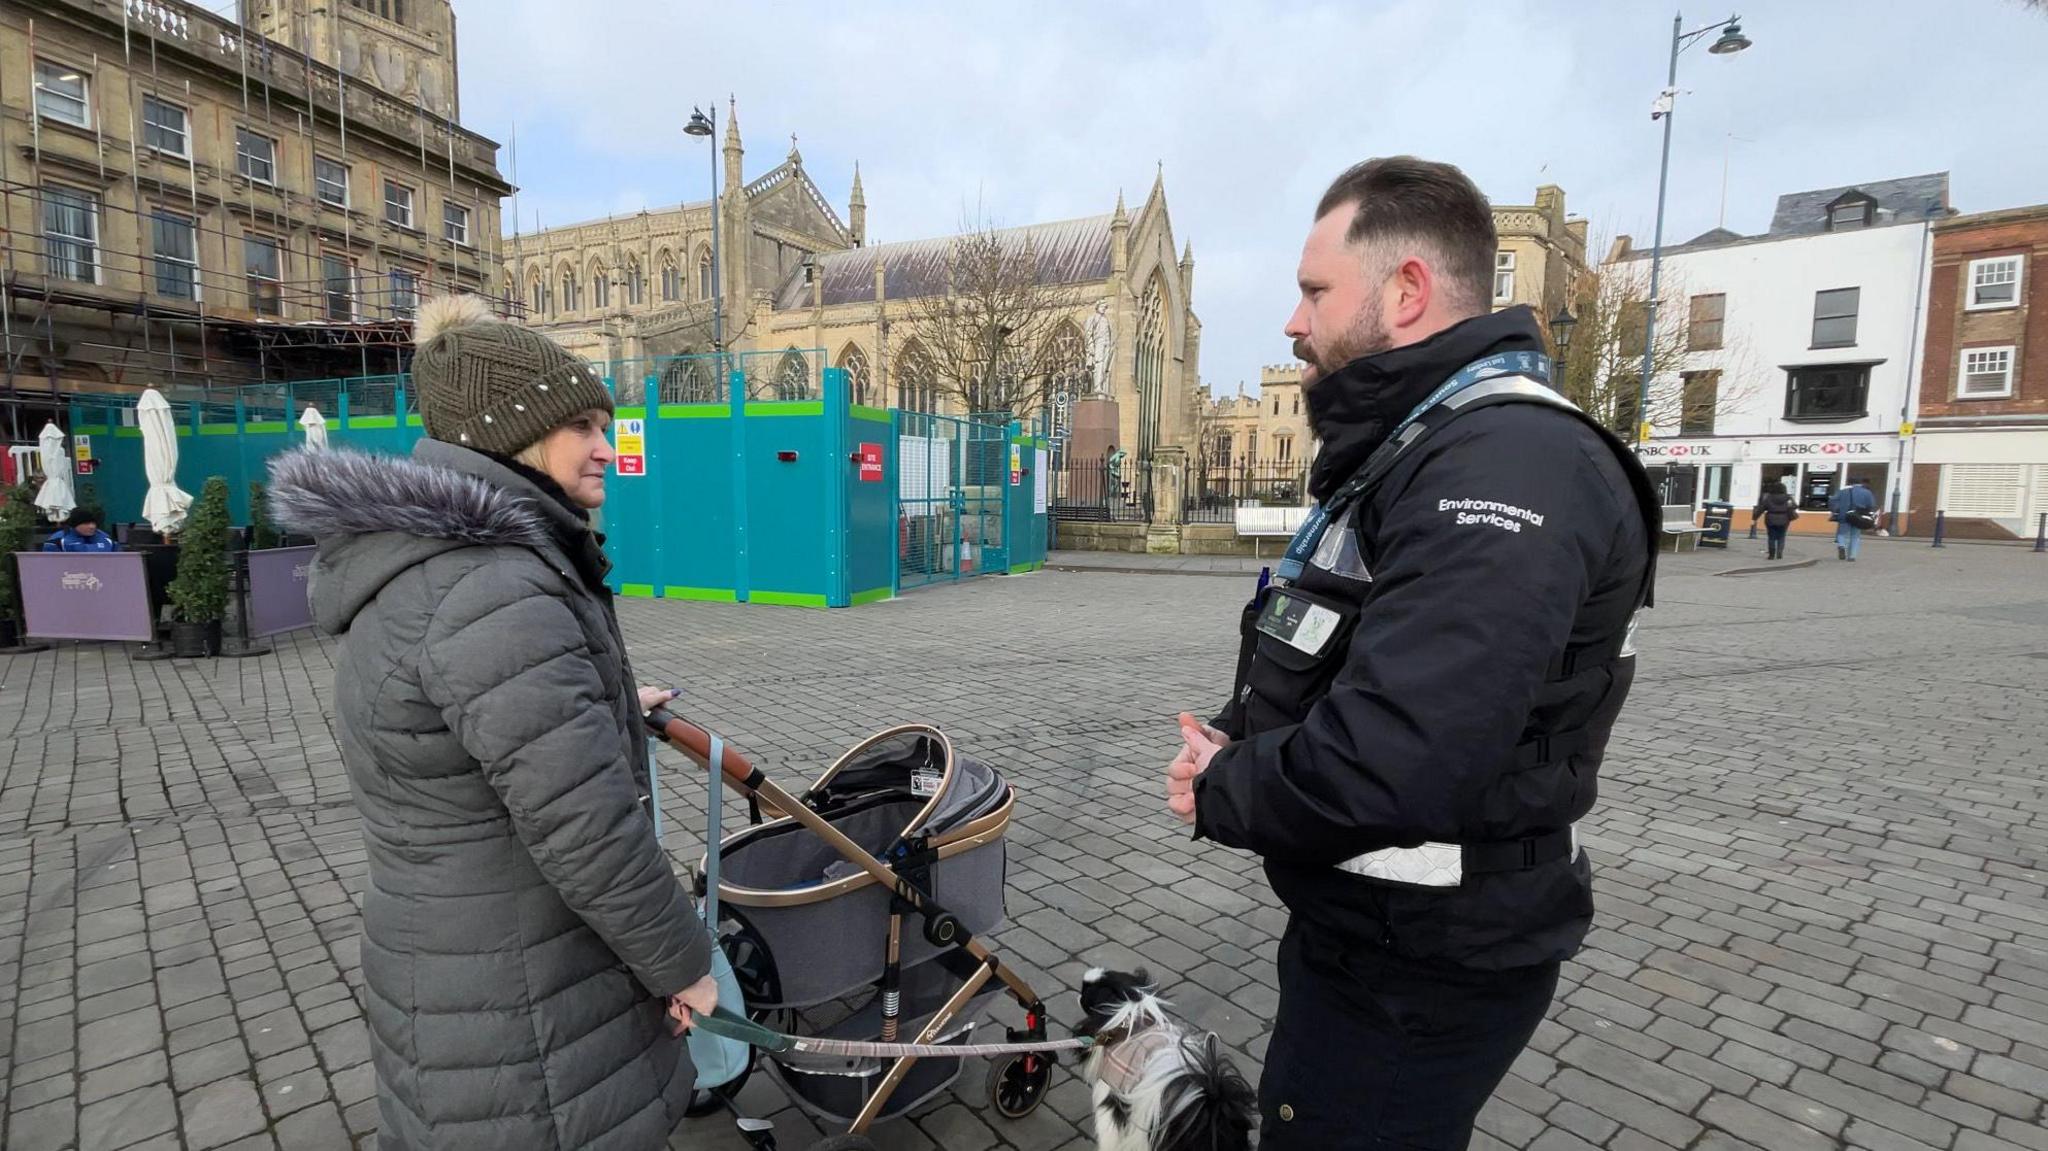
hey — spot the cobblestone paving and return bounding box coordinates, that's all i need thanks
[3,537,2046,1150]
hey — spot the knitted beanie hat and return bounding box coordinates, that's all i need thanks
[409,295,613,456]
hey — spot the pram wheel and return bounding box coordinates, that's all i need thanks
[987,1053,1051,1119]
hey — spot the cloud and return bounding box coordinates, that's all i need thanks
[456,0,2048,392]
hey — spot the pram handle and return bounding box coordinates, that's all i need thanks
[644,707,769,798]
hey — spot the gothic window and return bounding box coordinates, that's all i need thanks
[1134,274,1168,457]
[774,349,811,400]
[625,257,644,306]
[697,247,715,300]
[660,351,720,404]
[837,344,872,407]
[527,271,546,318]
[896,341,937,414]
[659,252,680,302]
[590,262,610,311]
[559,266,579,313]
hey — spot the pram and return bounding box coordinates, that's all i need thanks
[646,709,1060,1144]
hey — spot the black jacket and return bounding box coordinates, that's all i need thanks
[1195,307,1655,971]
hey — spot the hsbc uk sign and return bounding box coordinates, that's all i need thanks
[1639,439,1885,460]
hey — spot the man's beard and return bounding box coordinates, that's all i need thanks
[1295,306,1391,386]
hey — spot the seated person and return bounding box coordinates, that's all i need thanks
[42,508,119,553]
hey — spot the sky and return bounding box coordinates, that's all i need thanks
[440,0,2048,395]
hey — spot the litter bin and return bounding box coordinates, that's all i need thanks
[1700,501,1733,549]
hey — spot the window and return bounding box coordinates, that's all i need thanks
[560,269,579,312]
[626,260,644,307]
[141,96,188,157]
[321,254,356,321]
[661,258,680,302]
[1680,370,1720,436]
[235,128,276,185]
[389,268,419,319]
[1277,435,1294,463]
[1827,199,1872,231]
[1292,393,1300,416]
[442,201,471,246]
[384,182,414,228]
[1785,364,1871,421]
[34,60,90,128]
[349,0,408,22]
[1811,287,1860,348]
[1960,347,2015,399]
[591,267,610,311]
[42,186,100,284]
[1272,396,1279,416]
[151,211,199,300]
[243,235,282,316]
[528,275,546,317]
[1967,256,2022,311]
[1494,251,1516,302]
[1687,293,1725,351]
[698,249,714,300]
[315,157,349,207]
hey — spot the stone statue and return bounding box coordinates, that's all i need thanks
[1084,300,1115,396]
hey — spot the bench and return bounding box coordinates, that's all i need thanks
[1659,504,1707,553]
[1234,506,1312,558]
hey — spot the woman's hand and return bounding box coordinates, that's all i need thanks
[667,973,719,1035]
[638,686,676,714]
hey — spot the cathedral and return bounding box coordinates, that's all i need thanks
[504,106,1204,456]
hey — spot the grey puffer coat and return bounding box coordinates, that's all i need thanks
[269,440,712,1151]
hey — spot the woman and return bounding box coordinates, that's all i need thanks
[1753,481,1799,561]
[270,296,717,1150]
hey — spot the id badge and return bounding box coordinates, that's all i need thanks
[1255,589,1344,657]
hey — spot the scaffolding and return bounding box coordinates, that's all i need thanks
[0,0,518,439]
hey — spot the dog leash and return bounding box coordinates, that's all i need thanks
[691,1005,1095,1061]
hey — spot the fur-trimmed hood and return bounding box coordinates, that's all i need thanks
[267,440,580,634]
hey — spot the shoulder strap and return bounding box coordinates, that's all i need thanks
[1340,376,1661,611]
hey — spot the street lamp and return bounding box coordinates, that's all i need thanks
[1550,306,1577,355]
[1635,12,1752,446]
[684,105,723,360]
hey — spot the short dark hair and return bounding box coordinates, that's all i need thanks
[1316,156,1498,314]
[66,507,101,528]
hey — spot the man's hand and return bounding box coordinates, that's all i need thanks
[667,972,719,1035]
[1166,712,1228,826]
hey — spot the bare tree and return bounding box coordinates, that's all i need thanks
[1555,251,1760,439]
[901,222,1086,422]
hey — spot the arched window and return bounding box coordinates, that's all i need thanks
[660,350,720,404]
[697,247,715,300]
[1135,275,1167,457]
[659,251,679,302]
[625,256,644,307]
[559,265,580,313]
[837,344,872,407]
[590,262,610,311]
[527,271,546,318]
[774,348,811,401]
[895,341,937,414]
[1043,320,1087,436]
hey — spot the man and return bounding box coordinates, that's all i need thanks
[1828,477,1878,561]
[1164,157,1658,1150]
[41,508,119,553]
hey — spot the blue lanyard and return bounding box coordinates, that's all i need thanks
[1275,351,1551,584]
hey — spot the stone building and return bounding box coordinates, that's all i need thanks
[507,108,1205,457]
[0,0,510,434]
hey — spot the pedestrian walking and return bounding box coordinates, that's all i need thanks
[1164,157,1659,1150]
[269,295,717,1151]
[1753,481,1798,560]
[1828,476,1879,561]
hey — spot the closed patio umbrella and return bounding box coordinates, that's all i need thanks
[298,405,329,450]
[139,389,193,534]
[33,422,76,522]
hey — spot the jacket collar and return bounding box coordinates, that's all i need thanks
[1305,306,1546,502]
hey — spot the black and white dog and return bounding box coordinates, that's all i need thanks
[1078,968,1256,1151]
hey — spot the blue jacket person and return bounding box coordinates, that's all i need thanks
[1166,157,1658,1151]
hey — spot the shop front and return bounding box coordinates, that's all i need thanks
[1637,434,1906,533]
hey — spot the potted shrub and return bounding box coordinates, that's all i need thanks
[167,477,231,658]
[249,481,281,550]
[0,482,36,650]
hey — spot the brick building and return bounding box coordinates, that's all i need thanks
[1909,204,2048,539]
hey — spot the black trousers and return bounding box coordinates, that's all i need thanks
[1259,918,1561,1150]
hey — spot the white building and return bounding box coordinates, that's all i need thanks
[1609,175,1952,527]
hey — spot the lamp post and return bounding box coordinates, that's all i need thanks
[683,106,723,361]
[1636,12,1752,446]
[1550,305,1577,360]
